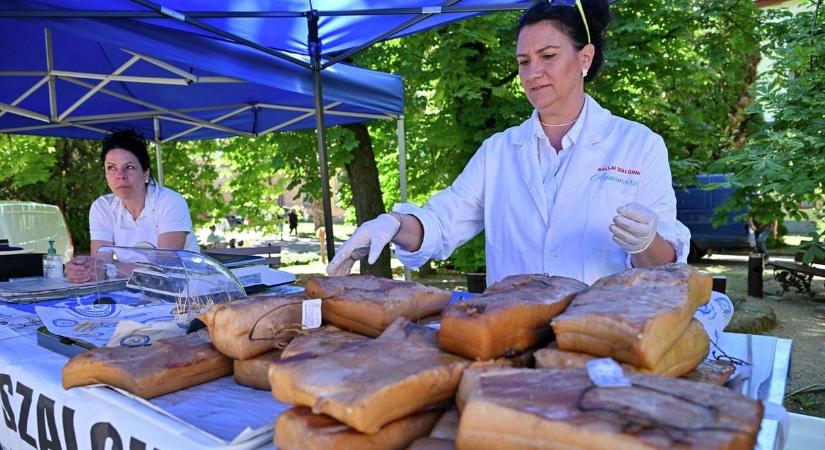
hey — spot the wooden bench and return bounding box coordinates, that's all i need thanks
[206,244,282,267]
[767,252,825,297]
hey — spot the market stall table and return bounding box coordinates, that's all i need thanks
[0,296,791,450]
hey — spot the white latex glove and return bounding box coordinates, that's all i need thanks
[326,213,401,276]
[609,203,659,254]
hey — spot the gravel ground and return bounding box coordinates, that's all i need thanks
[694,252,825,418]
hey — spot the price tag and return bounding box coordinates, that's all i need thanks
[302,299,322,330]
[586,358,631,387]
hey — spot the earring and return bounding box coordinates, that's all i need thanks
[582,68,588,78]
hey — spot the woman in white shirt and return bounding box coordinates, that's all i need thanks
[65,129,198,283]
[327,0,691,286]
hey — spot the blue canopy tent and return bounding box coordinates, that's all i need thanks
[0,19,404,182]
[1,0,531,259]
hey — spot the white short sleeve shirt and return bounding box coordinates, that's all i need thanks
[89,183,200,252]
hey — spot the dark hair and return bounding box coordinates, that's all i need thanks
[100,129,151,174]
[516,0,612,82]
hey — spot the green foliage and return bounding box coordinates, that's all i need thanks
[218,136,290,233]
[589,0,762,181]
[712,2,825,248]
[353,12,530,206]
[0,136,106,252]
[0,135,57,187]
[440,233,486,273]
[161,139,223,228]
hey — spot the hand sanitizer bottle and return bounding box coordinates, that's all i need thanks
[43,240,63,278]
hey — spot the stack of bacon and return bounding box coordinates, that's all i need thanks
[269,275,467,450]
[543,263,733,383]
[61,267,764,450]
[451,264,758,450]
[59,292,309,399]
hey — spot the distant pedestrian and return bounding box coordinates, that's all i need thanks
[206,225,225,249]
[748,217,777,261]
[288,210,299,236]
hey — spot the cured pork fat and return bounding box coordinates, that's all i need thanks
[457,368,762,450]
[274,407,440,450]
[304,275,451,337]
[236,326,371,390]
[62,329,232,399]
[682,359,736,386]
[233,349,282,390]
[552,263,712,369]
[198,294,303,360]
[269,318,469,433]
[536,319,710,378]
[281,325,368,359]
[439,274,587,360]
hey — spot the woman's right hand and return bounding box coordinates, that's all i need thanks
[65,256,93,283]
[326,213,402,277]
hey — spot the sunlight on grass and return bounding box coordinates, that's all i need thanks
[701,265,731,274]
[784,235,809,247]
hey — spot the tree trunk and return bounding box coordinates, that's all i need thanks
[727,53,761,152]
[342,123,392,278]
[311,198,324,230]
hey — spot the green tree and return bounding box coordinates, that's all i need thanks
[0,135,105,252]
[712,3,825,261]
[590,0,762,183]
[161,139,224,229]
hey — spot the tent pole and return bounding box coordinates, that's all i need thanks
[44,29,57,121]
[308,10,336,262]
[397,116,411,281]
[153,116,164,186]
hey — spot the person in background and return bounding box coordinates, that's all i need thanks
[65,129,199,283]
[288,209,299,236]
[748,217,777,261]
[206,224,226,249]
[327,0,690,286]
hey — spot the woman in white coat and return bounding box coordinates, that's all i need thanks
[327,0,690,286]
[65,129,199,283]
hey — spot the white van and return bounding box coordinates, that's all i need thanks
[0,201,73,261]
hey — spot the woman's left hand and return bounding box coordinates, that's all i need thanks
[65,256,93,283]
[609,203,659,254]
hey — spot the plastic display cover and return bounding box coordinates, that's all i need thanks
[92,246,246,322]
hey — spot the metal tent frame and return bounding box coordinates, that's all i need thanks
[0,27,402,186]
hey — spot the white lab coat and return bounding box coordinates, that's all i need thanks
[395,95,690,286]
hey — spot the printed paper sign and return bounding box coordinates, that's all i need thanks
[301,299,322,330]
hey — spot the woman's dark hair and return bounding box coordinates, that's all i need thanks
[100,129,151,174]
[516,0,612,82]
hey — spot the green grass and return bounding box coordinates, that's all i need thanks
[280,252,322,267]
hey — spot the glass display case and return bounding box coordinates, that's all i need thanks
[93,246,246,322]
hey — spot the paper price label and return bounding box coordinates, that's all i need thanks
[302,299,322,330]
[586,358,631,388]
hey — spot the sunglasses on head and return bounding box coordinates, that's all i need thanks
[546,0,591,45]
